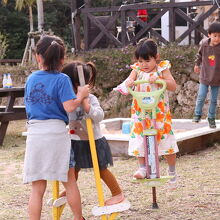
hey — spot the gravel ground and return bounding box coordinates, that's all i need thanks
[0,121,220,220]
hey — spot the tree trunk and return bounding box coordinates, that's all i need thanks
[29,6,36,63]
[36,0,44,32]
[29,6,34,31]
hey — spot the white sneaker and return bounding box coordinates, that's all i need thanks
[53,196,67,207]
[133,167,147,179]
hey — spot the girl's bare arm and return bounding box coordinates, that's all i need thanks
[161,68,177,92]
[63,85,89,112]
[125,70,137,87]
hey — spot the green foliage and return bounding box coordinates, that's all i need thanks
[0,32,8,59]
[15,0,35,11]
[0,0,73,58]
[74,44,198,93]
[44,0,72,49]
[0,0,30,58]
[76,46,135,93]
[160,43,198,84]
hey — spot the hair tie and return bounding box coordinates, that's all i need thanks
[51,40,58,45]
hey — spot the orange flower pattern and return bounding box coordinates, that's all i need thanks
[158,101,165,113]
[128,60,179,157]
[133,122,143,135]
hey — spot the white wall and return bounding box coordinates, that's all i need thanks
[161,0,193,45]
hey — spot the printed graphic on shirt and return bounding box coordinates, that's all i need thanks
[26,83,54,104]
[208,55,215,66]
[70,107,84,121]
[69,107,88,140]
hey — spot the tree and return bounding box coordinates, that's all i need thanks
[15,0,35,32]
[2,0,45,62]
[36,0,44,32]
[0,0,73,58]
[2,0,45,32]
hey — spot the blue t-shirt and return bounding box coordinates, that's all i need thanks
[25,70,76,124]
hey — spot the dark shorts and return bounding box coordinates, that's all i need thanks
[69,136,113,170]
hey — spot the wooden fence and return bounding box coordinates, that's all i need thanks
[71,0,220,50]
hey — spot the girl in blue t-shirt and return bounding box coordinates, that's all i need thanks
[48,61,125,208]
[23,35,88,220]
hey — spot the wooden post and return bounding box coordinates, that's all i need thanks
[83,0,90,50]
[71,0,81,52]
[121,10,126,47]
[0,93,15,146]
[169,0,175,42]
[188,7,191,45]
[218,9,220,22]
[85,0,91,7]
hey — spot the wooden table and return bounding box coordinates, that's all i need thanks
[0,87,26,145]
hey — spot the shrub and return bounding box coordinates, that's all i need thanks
[70,44,198,95]
[0,44,199,118]
[0,33,8,59]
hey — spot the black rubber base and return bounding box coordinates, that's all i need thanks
[152,203,159,209]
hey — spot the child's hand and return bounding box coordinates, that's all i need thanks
[125,78,134,87]
[149,75,157,84]
[194,65,200,73]
[77,85,89,99]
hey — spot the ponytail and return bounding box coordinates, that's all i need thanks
[36,35,65,72]
[61,61,97,91]
[86,62,97,89]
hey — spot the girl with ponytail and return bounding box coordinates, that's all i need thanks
[49,60,125,207]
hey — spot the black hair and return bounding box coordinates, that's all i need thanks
[36,35,65,71]
[135,38,158,60]
[61,61,96,91]
[208,22,220,34]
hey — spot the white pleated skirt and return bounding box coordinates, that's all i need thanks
[23,119,71,184]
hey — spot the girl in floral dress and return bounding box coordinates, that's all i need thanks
[114,38,179,187]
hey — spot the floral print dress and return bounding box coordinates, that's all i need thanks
[128,60,179,157]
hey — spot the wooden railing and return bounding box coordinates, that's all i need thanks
[0,59,22,65]
[77,1,219,50]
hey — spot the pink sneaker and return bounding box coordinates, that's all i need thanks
[133,167,147,179]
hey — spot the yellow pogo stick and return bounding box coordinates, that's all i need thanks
[77,65,130,219]
[52,181,65,219]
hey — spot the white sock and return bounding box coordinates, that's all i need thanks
[169,165,176,173]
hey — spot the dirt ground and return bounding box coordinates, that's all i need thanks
[0,121,220,220]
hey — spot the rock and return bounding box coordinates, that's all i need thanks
[190,72,199,82]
